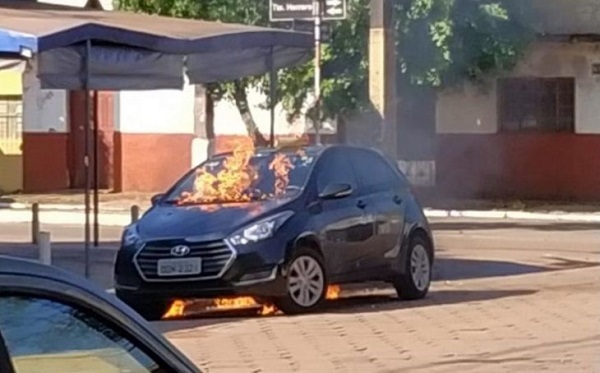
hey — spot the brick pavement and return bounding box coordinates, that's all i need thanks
[160,266,600,373]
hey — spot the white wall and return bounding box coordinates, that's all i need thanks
[437,42,600,135]
[38,0,113,10]
[118,84,317,137]
[213,87,307,136]
[436,82,498,134]
[117,82,195,134]
[22,63,67,133]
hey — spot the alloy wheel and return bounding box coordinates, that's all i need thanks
[410,244,431,291]
[287,256,325,307]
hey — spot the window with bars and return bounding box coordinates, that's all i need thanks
[0,95,23,155]
[498,78,575,132]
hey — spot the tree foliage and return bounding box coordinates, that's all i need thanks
[278,0,534,120]
[117,0,272,144]
[117,0,534,127]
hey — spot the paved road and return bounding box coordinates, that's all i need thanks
[1,218,599,371]
[154,219,600,373]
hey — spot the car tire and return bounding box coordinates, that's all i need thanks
[274,247,328,315]
[393,234,433,300]
[116,292,169,321]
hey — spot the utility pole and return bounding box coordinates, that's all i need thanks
[369,0,397,158]
[313,0,323,145]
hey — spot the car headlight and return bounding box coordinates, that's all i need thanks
[121,224,144,250]
[228,211,294,245]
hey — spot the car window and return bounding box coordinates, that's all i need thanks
[350,148,404,193]
[0,295,170,373]
[314,149,358,193]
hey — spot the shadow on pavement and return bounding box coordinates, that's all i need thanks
[0,241,119,289]
[156,288,538,334]
[433,257,549,281]
[321,289,537,315]
[431,221,600,232]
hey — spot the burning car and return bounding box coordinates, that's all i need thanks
[114,143,434,320]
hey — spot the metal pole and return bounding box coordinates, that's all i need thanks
[313,0,322,145]
[84,39,92,278]
[38,231,51,265]
[268,48,276,147]
[130,205,140,224]
[31,202,39,244]
[93,90,99,247]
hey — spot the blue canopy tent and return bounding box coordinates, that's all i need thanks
[0,0,313,277]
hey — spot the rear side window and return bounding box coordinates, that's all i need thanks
[314,148,358,193]
[350,148,405,193]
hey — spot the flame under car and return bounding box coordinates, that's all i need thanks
[114,144,435,320]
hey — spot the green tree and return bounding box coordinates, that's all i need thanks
[275,0,533,122]
[117,0,533,141]
[117,0,271,145]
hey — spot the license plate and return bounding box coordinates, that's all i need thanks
[157,258,202,277]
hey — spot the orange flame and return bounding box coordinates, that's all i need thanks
[326,285,341,300]
[211,296,278,316]
[178,141,300,206]
[269,152,294,196]
[180,142,257,205]
[162,300,188,319]
[161,285,340,320]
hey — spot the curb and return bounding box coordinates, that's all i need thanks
[0,202,134,213]
[0,209,133,227]
[0,207,599,226]
[424,209,600,223]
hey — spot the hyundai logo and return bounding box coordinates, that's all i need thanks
[170,245,191,257]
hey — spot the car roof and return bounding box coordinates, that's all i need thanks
[0,255,200,372]
[0,255,84,283]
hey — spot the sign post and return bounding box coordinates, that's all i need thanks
[270,0,346,145]
[313,0,322,144]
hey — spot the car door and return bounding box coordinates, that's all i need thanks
[0,276,199,373]
[311,147,374,282]
[349,148,407,276]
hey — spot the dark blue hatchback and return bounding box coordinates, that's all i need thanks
[115,145,435,319]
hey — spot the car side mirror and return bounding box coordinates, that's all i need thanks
[318,183,353,200]
[150,193,164,206]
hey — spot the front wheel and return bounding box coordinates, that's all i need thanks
[393,235,433,300]
[274,248,327,315]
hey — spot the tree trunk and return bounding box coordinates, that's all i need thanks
[205,91,216,157]
[232,81,269,147]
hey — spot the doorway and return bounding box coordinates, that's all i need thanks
[68,90,115,189]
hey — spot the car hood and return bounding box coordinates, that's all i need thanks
[137,198,293,241]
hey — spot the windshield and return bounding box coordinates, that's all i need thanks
[165,149,316,205]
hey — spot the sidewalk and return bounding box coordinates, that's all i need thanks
[1,193,600,225]
[0,243,116,289]
[1,204,599,226]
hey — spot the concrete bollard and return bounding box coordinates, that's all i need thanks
[31,203,40,244]
[130,205,140,224]
[38,231,51,265]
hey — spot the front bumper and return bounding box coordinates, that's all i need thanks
[114,238,289,300]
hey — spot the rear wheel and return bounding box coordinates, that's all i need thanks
[393,235,432,300]
[274,247,327,315]
[116,292,169,321]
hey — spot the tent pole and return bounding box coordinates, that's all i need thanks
[269,48,276,147]
[84,39,92,278]
[93,90,99,247]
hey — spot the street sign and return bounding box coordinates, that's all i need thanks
[270,0,347,22]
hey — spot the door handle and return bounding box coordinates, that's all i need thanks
[393,195,403,205]
[357,200,367,209]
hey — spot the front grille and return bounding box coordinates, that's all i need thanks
[134,240,235,281]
